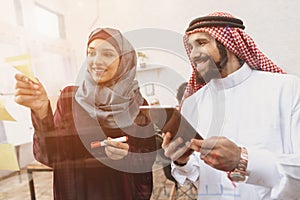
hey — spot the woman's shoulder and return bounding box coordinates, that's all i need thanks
[59,85,79,98]
[61,85,79,94]
[56,86,79,108]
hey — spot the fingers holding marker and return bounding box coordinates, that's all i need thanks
[104,137,129,160]
[105,145,128,156]
[90,136,128,149]
[105,147,127,160]
[105,138,129,150]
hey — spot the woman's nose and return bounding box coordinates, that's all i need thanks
[94,55,105,66]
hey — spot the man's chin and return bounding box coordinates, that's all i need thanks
[195,70,206,85]
[195,68,221,84]
[195,76,206,85]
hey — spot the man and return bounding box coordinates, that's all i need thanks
[162,12,300,199]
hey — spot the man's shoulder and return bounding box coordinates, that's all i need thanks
[182,84,211,106]
[253,70,300,85]
[181,88,205,113]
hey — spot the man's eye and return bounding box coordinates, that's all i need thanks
[198,41,206,46]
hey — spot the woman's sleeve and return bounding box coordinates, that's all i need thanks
[31,86,77,167]
[31,103,55,166]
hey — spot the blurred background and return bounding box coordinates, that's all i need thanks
[0,0,299,199]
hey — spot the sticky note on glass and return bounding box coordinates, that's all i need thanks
[0,144,20,171]
[0,99,16,121]
[5,54,38,83]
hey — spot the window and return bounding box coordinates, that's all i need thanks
[0,121,7,143]
[0,0,18,25]
[0,43,21,95]
[34,3,65,39]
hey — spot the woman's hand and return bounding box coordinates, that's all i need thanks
[14,73,49,119]
[189,136,241,171]
[105,137,129,160]
[162,132,192,165]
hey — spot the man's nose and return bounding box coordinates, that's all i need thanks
[190,47,202,60]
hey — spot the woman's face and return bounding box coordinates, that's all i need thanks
[87,39,120,84]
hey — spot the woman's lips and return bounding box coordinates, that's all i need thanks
[92,68,105,75]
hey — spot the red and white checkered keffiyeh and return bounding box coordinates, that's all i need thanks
[182,12,285,102]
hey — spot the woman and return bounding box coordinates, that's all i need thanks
[14,28,157,200]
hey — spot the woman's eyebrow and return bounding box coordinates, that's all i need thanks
[101,48,115,52]
[89,46,115,51]
[88,46,95,50]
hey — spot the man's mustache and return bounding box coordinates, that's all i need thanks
[192,55,210,67]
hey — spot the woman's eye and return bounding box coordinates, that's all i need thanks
[87,51,96,56]
[103,52,114,57]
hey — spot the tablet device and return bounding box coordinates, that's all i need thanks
[139,106,203,157]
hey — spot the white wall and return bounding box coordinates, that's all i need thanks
[93,0,300,76]
[73,0,299,106]
[57,0,300,105]
[2,0,297,83]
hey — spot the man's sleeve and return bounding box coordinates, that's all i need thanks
[171,152,201,187]
[271,76,300,199]
[246,76,300,199]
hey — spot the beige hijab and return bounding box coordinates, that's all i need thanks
[75,28,144,128]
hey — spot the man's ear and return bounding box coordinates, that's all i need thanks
[219,50,229,70]
[226,49,240,65]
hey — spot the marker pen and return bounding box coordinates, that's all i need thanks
[90,136,128,149]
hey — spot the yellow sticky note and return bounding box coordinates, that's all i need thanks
[0,99,16,121]
[5,54,30,62]
[13,64,38,83]
[5,54,38,83]
[0,144,20,171]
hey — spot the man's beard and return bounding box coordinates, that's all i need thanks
[194,54,227,85]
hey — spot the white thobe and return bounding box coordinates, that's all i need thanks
[172,64,300,200]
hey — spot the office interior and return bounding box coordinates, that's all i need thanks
[0,0,299,199]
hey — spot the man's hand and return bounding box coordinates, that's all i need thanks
[162,132,192,165]
[14,73,49,119]
[105,138,129,160]
[190,136,241,171]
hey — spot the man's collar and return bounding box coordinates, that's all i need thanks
[209,63,252,90]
